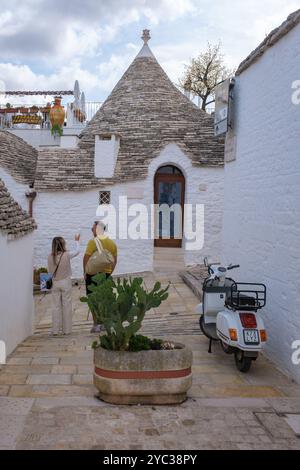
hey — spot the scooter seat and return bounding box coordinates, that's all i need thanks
[229,293,258,310]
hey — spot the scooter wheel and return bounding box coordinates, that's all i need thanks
[234,351,252,373]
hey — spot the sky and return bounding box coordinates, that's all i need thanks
[0,0,299,105]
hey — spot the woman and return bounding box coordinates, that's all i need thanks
[48,234,80,336]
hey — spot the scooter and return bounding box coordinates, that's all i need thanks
[196,258,267,372]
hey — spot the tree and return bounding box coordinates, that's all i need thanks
[180,42,233,111]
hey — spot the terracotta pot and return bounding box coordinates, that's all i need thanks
[94,343,193,405]
[33,270,40,285]
[50,97,65,128]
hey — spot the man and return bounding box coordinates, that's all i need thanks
[83,221,117,333]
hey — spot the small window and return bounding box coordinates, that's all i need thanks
[100,134,111,141]
[157,165,183,175]
[99,191,111,205]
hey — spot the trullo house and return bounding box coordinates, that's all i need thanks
[0,31,224,277]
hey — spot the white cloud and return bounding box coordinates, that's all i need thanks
[0,0,196,64]
[142,0,196,24]
[0,0,299,104]
[0,60,101,105]
[96,54,134,93]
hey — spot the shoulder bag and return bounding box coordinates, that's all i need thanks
[85,237,114,276]
[46,253,64,290]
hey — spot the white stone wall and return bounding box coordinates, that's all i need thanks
[33,184,153,276]
[0,232,34,356]
[60,135,79,148]
[8,129,59,148]
[222,24,300,382]
[94,135,119,178]
[33,143,224,277]
[7,128,83,149]
[0,167,29,209]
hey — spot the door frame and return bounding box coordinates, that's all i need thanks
[154,169,185,248]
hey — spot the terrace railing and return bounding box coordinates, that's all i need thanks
[0,102,102,129]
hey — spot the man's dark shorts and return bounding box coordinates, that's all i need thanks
[85,273,111,296]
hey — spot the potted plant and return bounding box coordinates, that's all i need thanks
[50,96,65,136]
[80,275,193,405]
[33,267,48,285]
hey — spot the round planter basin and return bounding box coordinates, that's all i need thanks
[94,343,193,405]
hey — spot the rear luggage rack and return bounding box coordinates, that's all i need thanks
[226,282,266,311]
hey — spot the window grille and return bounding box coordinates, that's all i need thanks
[99,191,111,205]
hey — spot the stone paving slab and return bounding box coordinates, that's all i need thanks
[1,272,300,449]
[0,414,28,450]
[0,374,28,385]
[9,384,96,398]
[31,357,60,365]
[266,398,300,414]
[0,385,9,396]
[284,415,300,436]
[13,404,300,450]
[0,397,34,415]
[26,374,72,385]
[32,396,103,411]
[255,412,297,439]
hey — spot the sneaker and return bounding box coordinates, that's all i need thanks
[90,324,102,333]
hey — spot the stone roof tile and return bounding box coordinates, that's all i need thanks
[0,178,36,239]
[0,130,38,185]
[236,8,300,75]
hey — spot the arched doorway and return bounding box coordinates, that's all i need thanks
[154,165,185,248]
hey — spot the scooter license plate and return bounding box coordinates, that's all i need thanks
[243,329,259,345]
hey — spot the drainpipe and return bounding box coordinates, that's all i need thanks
[25,187,37,218]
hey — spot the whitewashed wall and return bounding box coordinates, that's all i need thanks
[0,167,28,209]
[94,135,119,178]
[33,143,224,277]
[7,128,83,149]
[8,129,59,148]
[222,24,300,382]
[33,183,153,277]
[0,232,34,356]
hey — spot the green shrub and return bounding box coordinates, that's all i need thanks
[80,274,169,351]
[51,123,63,136]
[37,267,48,274]
[128,334,152,352]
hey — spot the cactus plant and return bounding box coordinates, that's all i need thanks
[80,274,169,351]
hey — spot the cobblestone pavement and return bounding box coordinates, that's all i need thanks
[1,272,300,450]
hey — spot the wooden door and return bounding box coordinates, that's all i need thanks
[154,166,185,248]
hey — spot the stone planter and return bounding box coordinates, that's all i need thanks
[94,344,192,405]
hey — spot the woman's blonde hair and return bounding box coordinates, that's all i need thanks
[51,237,66,262]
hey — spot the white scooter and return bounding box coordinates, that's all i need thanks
[197,258,267,372]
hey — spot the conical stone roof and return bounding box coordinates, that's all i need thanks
[78,36,224,182]
[34,32,224,191]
